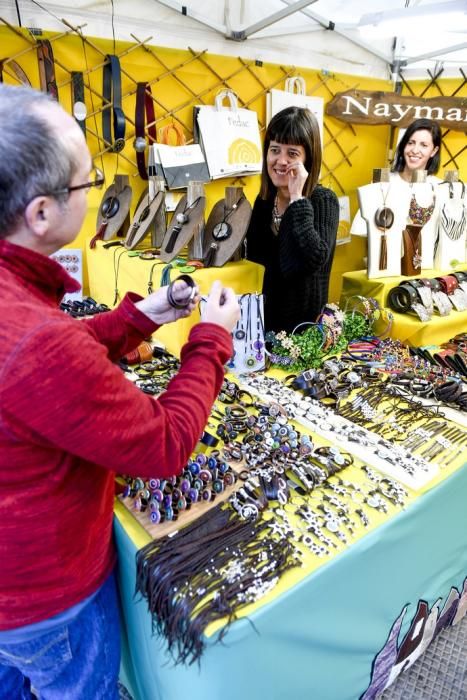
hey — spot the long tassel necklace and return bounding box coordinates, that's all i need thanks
[374,184,394,270]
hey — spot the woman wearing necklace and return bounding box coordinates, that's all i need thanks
[245,106,339,333]
[391,118,441,183]
[351,118,442,236]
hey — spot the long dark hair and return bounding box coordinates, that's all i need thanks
[391,118,442,175]
[260,106,321,200]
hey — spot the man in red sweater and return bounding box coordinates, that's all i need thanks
[0,84,239,699]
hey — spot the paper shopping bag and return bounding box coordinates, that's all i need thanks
[266,76,324,146]
[157,143,210,190]
[196,90,262,180]
[151,122,210,190]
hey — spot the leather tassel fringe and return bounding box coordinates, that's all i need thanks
[204,242,218,267]
[89,221,108,249]
[379,232,388,270]
[135,503,301,666]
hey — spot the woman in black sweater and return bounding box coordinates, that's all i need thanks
[246,106,339,333]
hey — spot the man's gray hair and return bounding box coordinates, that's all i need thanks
[0,84,78,238]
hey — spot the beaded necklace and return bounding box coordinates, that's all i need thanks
[408,186,435,226]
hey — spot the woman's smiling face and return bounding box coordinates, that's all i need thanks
[267,141,306,189]
[403,128,438,175]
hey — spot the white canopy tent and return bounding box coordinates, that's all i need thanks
[1,0,466,80]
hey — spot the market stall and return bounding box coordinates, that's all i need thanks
[0,3,466,700]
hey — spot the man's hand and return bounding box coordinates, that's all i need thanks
[201,280,240,333]
[135,279,200,325]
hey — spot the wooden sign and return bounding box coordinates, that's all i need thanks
[326,89,467,131]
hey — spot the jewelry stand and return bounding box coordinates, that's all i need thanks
[187,181,207,261]
[401,224,423,276]
[402,170,439,271]
[202,186,252,267]
[159,181,206,262]
[151,176,167,249]
[435,170,466,270]
[124,188,165,250]
[90,175,132,248]
[357,169,409,279]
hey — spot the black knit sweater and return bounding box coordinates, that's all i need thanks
[245,185,339,333]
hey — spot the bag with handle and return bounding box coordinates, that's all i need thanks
[266,76,324,146]
[195,90,262,180]
[154,123,210,190]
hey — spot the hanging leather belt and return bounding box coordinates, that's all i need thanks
[0,59,31,85]
[102,54,126,153]
[134,82,157,180]
[37,40,58,100]
[71,71,86,137]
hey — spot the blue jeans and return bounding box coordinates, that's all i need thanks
[0,573,120,700]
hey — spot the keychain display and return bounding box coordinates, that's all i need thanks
[199,292,265,374]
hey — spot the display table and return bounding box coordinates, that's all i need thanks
[340,268,467,346]
[86,241,264,356]
[114,457,467,700]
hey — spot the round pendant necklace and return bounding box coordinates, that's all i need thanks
[374,184,394,270]
[212,195,246,241]
[165,195,203,254]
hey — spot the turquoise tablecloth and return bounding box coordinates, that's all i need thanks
[114,461,467,700]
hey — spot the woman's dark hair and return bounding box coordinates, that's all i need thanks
[391,118,442,175]
[260,106,321,200]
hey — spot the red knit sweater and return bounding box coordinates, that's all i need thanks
[0,240,232,630]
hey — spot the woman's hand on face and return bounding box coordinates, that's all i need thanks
[285,160,308,200]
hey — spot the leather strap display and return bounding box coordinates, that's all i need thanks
[0,59,31,85]
[134,82,157,180]
[102,55,126,153]
[71,71,86,137]
[451,271,467,283]
[387,283,418,313]
[37,40,58,100]
[436,275,459,295]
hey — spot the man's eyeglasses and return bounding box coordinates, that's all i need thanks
[50,167,105,196]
